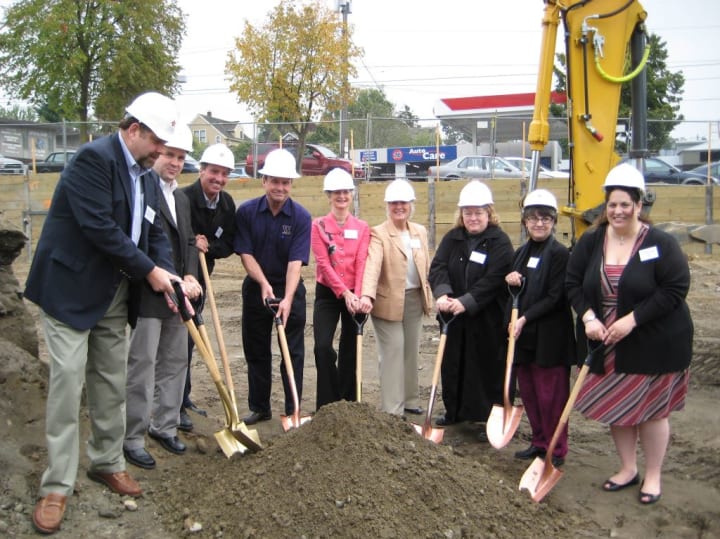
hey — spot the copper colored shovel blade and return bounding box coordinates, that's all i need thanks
[214,429,248,458]
[486,403,524,449]
[412,423,444,444]
[518,456,563,502]
[280,413,312,432]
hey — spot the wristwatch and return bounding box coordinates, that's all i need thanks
[583,313,597,324]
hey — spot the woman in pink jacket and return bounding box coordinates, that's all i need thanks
[311,169,370,409]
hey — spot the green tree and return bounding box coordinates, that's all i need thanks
[551,33,684,153]
[0,103,37,121]
[0,0,185,141]
[226,0,362,172]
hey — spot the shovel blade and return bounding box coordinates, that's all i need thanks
[214,429,248,458]
[486,403,524,449]
[518,456,563,502]
[412,422,444,444]
[230,421,263,451]
[280,413,312,432]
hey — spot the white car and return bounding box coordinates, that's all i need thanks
[503,157,568,179]
[427,155,524,181]
[0,153,26,175]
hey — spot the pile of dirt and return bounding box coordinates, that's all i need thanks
[153,402,578,538]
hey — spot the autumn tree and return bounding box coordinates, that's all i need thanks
[0,0,185,141]
[226,0,361,171]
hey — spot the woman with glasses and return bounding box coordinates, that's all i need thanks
[311,169,370,409]
[428,181,513,430]
[504,189,575,466]
[359,179,433,416]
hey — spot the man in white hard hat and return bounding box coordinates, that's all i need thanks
[25,91,184,534]
[179,142,237,429]
[234,148,311,425]
[124,124,203,470]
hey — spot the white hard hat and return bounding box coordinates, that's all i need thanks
[523,189,558,210]
[125,92,178,142]
[603,163,645,193]
[164,124,193,153]
[323,168,355,191]
[384,179,415,202]
[457,180,493,207]
[200,143,234,170]
[259,148,300,179]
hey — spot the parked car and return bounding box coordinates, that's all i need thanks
[427,155,524,181]
[687,161,720,183]
[502,157,569,179]
[246,142,364,179]
[619,157,716,185]
[0,154,26,175]
[34,151,76,173]
[182,155,200,174]
[229,165,250,179]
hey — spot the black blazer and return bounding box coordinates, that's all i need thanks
[566,224,693,374]
[24,133,174,330]
[137,178,198,319]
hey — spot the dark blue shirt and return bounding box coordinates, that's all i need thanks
[234,195,311,285]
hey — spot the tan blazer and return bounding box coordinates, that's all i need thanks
[361,220,433,321]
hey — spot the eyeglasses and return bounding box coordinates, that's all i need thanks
[526,215,554,224]
[461,209,488,218]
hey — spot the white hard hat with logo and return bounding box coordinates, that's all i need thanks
[200,143,234,170]
[259,148,300,179]
[603,163,645,193]
[523,189,558,210]
[384,179,416,202]
[457,180,493,207]
[125,92,178,142]
[164,124,193,153]
[323,168,355,191]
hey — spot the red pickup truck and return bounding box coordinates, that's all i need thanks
[246,143,363,179]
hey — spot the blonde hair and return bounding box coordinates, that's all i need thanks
[454,204,500,228]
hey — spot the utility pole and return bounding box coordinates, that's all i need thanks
[337,1,351,158]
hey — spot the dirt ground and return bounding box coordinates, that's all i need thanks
[1,253,719,539]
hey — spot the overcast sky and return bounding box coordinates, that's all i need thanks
[1,0,718,141]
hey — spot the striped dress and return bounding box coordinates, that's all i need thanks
[575,227,690,426]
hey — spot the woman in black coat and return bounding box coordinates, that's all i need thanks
[429,181,513,428]
[504,189,575,466]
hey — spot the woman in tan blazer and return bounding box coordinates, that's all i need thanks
[359,179,433,416]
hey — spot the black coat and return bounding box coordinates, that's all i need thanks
[508,236,575,368]
[566,224,693,375]
[24,133,174,330]
[181,179,236,276]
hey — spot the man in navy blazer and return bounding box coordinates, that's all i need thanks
[25,92,183,535]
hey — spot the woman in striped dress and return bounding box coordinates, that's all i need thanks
[566,163,693,505]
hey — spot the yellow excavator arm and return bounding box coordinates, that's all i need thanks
[528,0,648,240]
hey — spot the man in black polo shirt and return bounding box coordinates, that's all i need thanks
[234,149,311,424]
[179,143,236,430]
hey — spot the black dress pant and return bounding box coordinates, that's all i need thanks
[313,283,357,409]
[242,277,306,416]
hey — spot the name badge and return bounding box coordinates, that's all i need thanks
[469,251,487,264]
[144,206,156,223]
[639,245,659,262]
[527,256,540,269]
[344,229,358,239]
[410,238,421,249]
[214,226,224,239]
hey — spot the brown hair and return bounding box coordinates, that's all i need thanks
[454,204,500,228]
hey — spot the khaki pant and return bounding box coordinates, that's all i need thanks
[371,288,423,416]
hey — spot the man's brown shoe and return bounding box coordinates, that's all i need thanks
[87,470,142,497]
[32,493,67,534]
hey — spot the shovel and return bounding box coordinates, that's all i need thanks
[487,280,525,449]
[265,298,311,431]
[412,311,455,444]
[519,343,602,502]
[171,282,263,456]
[353,313,368,402]
[198,251,238,414]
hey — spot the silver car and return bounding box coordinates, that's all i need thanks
[427,155,524,181]
[0,153,26,175]
[503,157,569,179]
